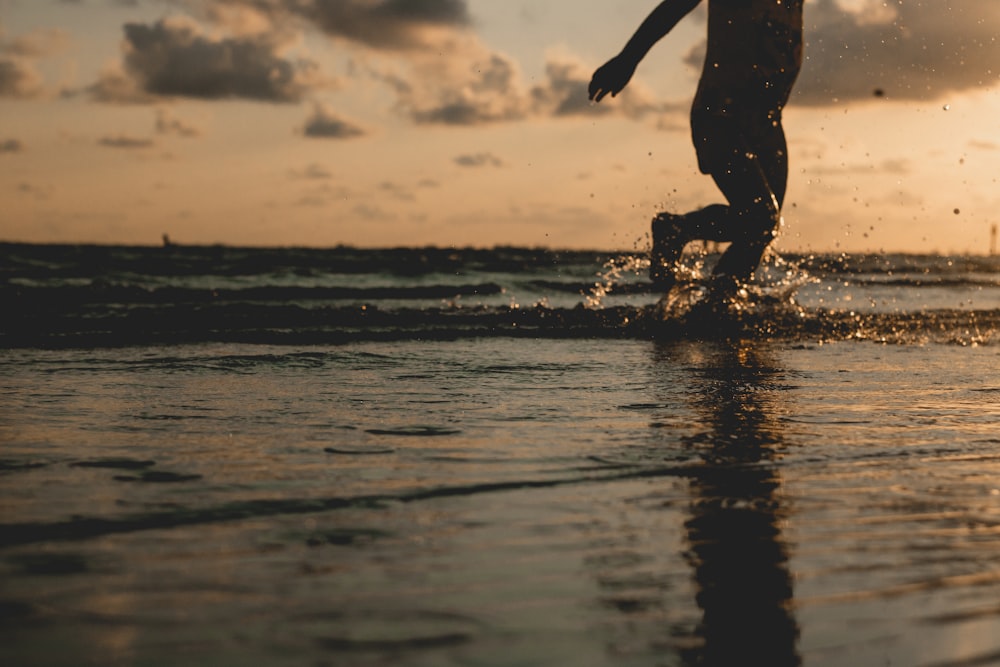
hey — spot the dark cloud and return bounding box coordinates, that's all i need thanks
[221,0,471,50]
[795,0,1000,105]
[0,138,24,153]
[98,135,155,149]
[454,152,503,168]
[92,17,320,103]
[302,103,365,138]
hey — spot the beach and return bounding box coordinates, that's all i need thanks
[2,244,999,666]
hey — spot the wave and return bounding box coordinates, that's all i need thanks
[3,243,998,348]
[2,298,997,348]
[1,282,508,305]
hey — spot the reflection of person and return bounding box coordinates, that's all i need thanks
[652,341,800,664]
[589,0,804,296]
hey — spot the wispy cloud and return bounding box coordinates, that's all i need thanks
[155,108,202,137]
[454,152,503,168]
[0,138,24,153]
[289,163,334,180]
[302,103,365,139]
[98,134,155,149]
[1,27,71,58]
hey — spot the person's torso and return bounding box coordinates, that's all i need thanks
[695,0,804,113]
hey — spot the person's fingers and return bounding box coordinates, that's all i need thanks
[588,77,603,100]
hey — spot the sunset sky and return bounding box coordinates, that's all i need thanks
[2,0,999,253]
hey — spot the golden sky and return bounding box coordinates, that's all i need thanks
[1,0,999,253]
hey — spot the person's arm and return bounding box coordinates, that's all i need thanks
[589,0,702,102]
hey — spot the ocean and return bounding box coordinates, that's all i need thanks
[1,242,999,666]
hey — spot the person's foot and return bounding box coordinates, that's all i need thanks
[650,212,687,290]
[706,272,741,302]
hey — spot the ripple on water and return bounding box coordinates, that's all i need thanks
[364,426,463,437]
[288,609,485,654]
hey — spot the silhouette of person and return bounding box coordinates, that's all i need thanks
[589,0,804,296]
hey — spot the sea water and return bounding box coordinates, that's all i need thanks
[1,244,999,666]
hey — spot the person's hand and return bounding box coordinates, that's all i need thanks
[588,54,638,102]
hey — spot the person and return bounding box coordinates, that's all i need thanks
[589,0,803,295]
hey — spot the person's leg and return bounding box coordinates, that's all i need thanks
[650,211,694,289]
[707,148,784,286]
[649,112,789,290]
[693,112,789,291]
[649,204,731,288]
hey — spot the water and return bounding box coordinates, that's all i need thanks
[1,243,999,666]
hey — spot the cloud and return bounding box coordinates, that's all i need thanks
[0,27,73,99]
[91,16,322,103]
[454,152,503,168]
[529,59,602,118]
[289,162,333,179]
[16,182,54,200]
[0,58,44,98]
[532,56,681,121]
[98,135,156,149]
[403,50,530,125]
[155,108,202,137]
[353,202,397,221]
[302,103,365,138]
[795,0,1000,105]
[378,181,415,201]
[968,139,999,151]
[218,0,471,50]
[1,27,71,58]
[394,45,681,128]
[88,64,158,104]
[0,138,24,153]
[206,2,676,128]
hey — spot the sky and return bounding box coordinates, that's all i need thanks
[1,0,999,254]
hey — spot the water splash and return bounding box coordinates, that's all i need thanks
[584,254,649,309]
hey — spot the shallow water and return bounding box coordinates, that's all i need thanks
[2,244,1000,665]
[2,338,999,666]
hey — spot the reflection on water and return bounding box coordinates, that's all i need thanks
[655,342,800,665]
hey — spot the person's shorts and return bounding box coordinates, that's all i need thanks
[690,107,781,176]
